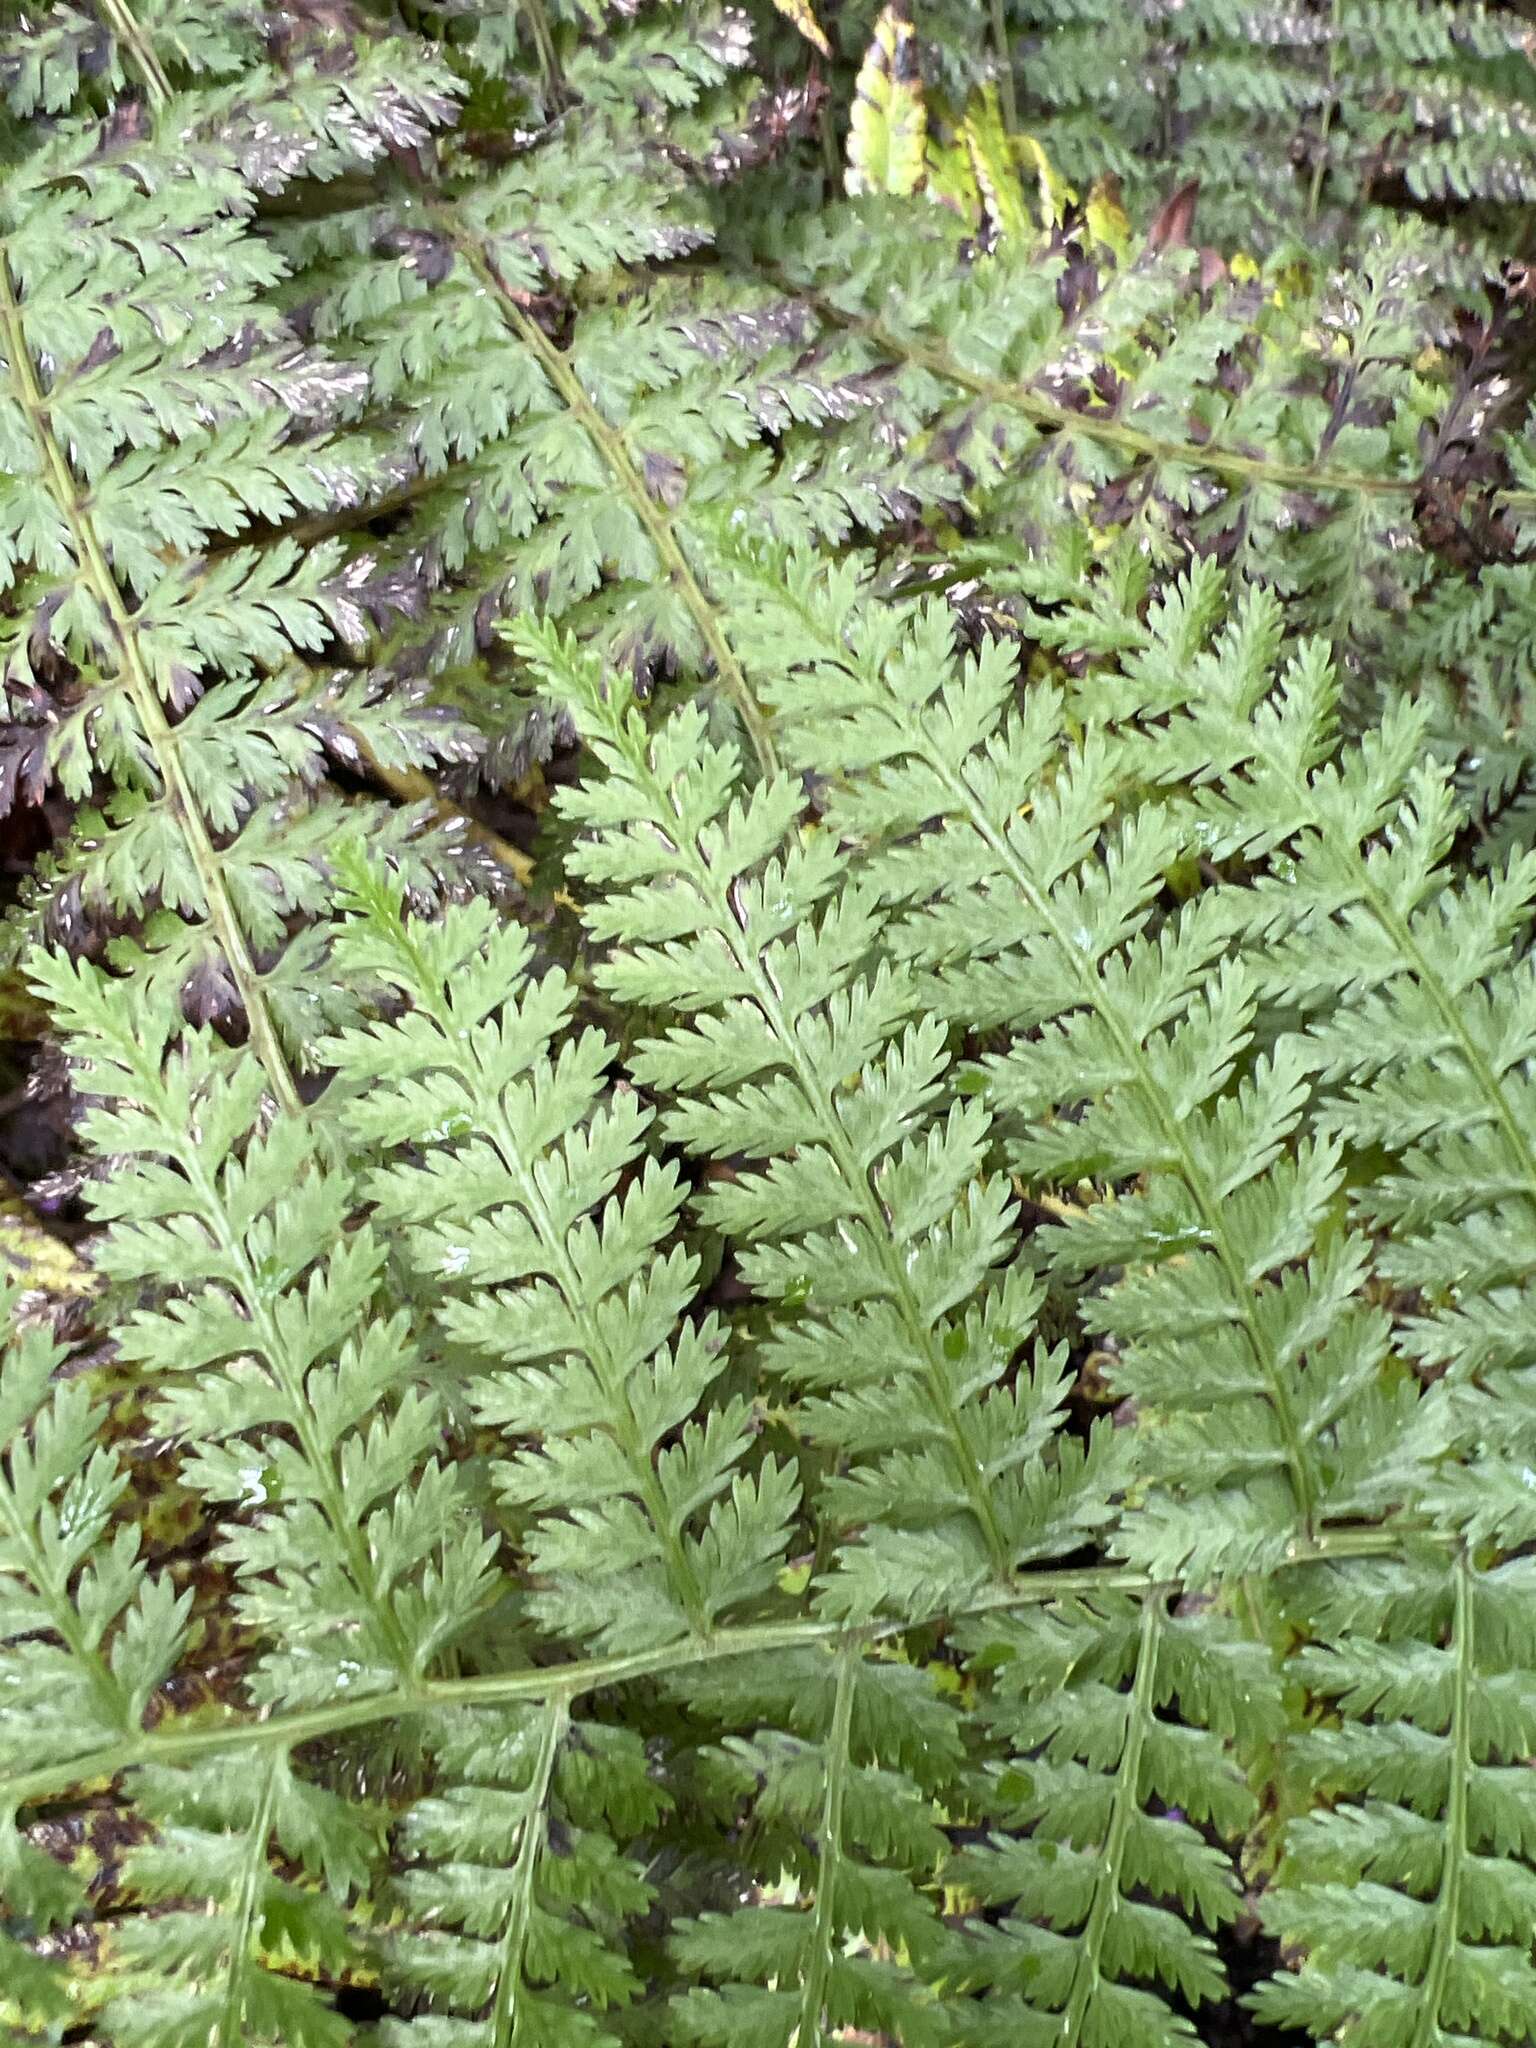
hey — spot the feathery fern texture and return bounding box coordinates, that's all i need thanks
[1255,1556,1536,2045]
[671,1643,965,2048]
[92,1751,378,2048]
[718,546,1423,1581]
[753,190,1461,665]
[524,616,1122,1624]
[0,29,471,1091]
[381,1699,661,2048]
[322,846,799,1655]
[4,948,480,2038]
[10,2,1536,2044]
[27,943,490,1713]
[1,1286,190,2041]
[952,1591,1284,2044]
[281,2,794,779]
[1142,601,1536,1548]
[995,0,1536,249]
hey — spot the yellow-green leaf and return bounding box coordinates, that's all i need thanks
[963,84,1032,242]
[845,1,927,199]
[1085,171,1133,261]
[1015,131,1073,230]
[2,1195,94,1316]
[924,130,980,218]
[770,0,830,58]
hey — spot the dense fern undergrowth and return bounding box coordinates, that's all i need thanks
[9,1,1536,2042]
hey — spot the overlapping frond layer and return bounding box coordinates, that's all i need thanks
[0,22,473,1082]
[753,205,1455,639]
[2,950,477,2036]
[717,545,1444,1580]
[8,4,1536,2046]
[996,0,1536,251]
[1257,1556,1536,2044]
[1117,611,1536,1556]
[322,852,796,1654]
[269,4,794,778]
[381,1699,657,2048]
[524,618,1125,1622]
[952,1592,1284,2044]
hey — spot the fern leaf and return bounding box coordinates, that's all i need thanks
[321,849,794,1654]
[715,545,1452,1579]
[282,11,781,775]
[101,1753,374,2048]
[29,947,489,1710]
[845,3,927,198]
[1130,605,1536,1547]
[382,1700,657,2048]
[0,39,472,1081]
[522,618,1119,1621]
[951,1592,1283,2042]
[0,1290,189,2030]
[672,1645,963,2048]
[1256,1556,1536,2044]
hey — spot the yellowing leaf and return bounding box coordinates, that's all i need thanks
[962,84,1032,243]
[924,131,980,218]
[770,0,831,58]
[845,1,927,199]
[1084,171,1132,261]
[1015,131,1073,230]
[1,1195,94,1317]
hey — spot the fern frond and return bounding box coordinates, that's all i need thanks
[998,0,1536,253]
[672,1642,963,2048]
[99,1752,374,2048]
[0,32,472,1081]
[0,1290,190,2023]
[277,6,783,776]
[0,1299,186,1779]
[951,1591,1284,2043]
[382,1700,657,2047]
[1255,1554,1536,2045]
[721,545,1449,1579]
[29,947,490,1710]
[322,850,796,1654]
[1130,607,1536,1547]
[8,4,1536,2041]
[523,618,1118,1621]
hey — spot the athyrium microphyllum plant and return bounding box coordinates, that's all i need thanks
[6,2,1536,2044]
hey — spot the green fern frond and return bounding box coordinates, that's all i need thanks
[0,1297,186,1781]
[8,4,1536,2042]
[718,544,1438,1579]
[0,28,472,1088]
[382,1700,657,2047]
[322,849,796,1653]
[951,1591,1284,2043]
[277,6,782,776]
[526,619,1117,1619]
[0,1290,187,2030]
[29,945,491,1709]
[1256,1554,1536,2045]
[671,1642,962,2048]
[1121,604,1536,1547]
[99,1751,375,2048]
